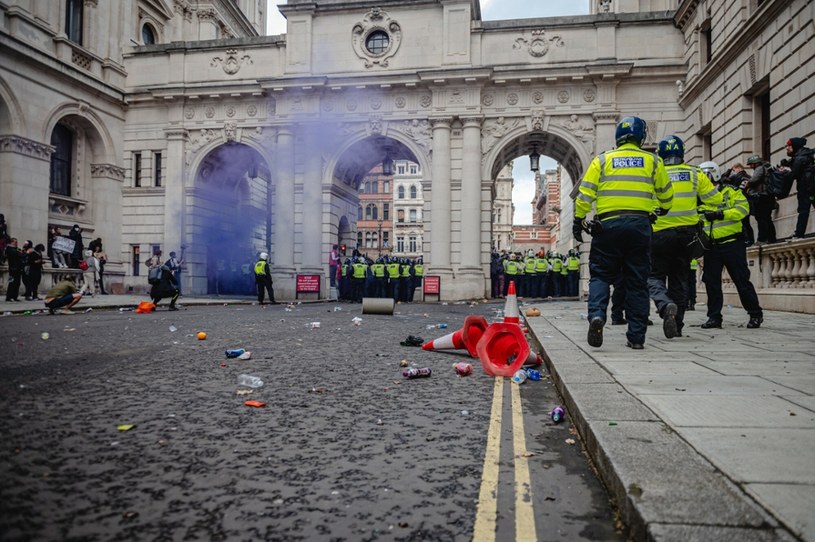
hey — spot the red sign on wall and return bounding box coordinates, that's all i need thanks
[296,274,321,293]
[423,275,440,295]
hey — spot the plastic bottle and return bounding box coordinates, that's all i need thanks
[525,368,542,381]
[453,362,473,376]
[551,406,565,424]
[511,369,527,384]
[403,367,432,379]
[237,374,264,388]
[437,323,448,329]
[225,348,246,358]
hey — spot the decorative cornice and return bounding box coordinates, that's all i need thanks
[460,116,484,128]
[0,135,54,161]
[90,163,126,180]
[430,117,454,128]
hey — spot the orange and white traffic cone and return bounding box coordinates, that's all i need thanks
[421,315,489,358]
[475,322,531,377]
[503,280,520,324]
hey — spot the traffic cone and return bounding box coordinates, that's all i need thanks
[503,280,520,324]
[421,315,489,358]
[476,322,532,377]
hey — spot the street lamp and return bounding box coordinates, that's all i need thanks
[529,146,541,172]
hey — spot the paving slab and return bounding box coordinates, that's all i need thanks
[648,523,798,542]
[745,483,815,541]
[763,375,815,395]
[640,395,814,428]
[559,383,660,422]
[618,374,805,396]
[696,359,815,376]
[602,360,719,376]
[784,395,815,413]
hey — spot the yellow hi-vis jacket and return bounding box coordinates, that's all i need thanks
[576,143,673,219]
[414,264,424,277]
[653,164,722,232]
[352,262,367,279]
[524,257,537,275]
[535,257,548,273]
[504,260,519,275]
[551,258,562,273]
[371,263,385,277]
[387,262,400,278]
[567,256,580,271]
[699,185,750,244]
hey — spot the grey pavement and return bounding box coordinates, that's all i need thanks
[523,300,815,542]
[0,293,260,316]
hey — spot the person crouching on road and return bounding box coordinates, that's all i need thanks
[254,252,277,305]
[44,274,82,315]
[698,162,763,330]
[151,264,180,311]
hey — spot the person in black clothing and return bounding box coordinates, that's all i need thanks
[22,241,44,300]
[0,214,8,266]
[745,155,777,244]
[5,238,22,302]
[150,264,179,310]
[254,252,277,305]
[68,224,84,268]
[780,137,815,239]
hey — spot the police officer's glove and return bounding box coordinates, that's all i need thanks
[587,219,604,236]
[703,210,725,221]
[572,219,584,243]
[654,207,669,217]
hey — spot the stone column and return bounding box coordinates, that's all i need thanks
[0,136,53,249]
[89,163,124,263]
[460,116,483,272]
[274,127,295,273]
[162,128,187,268]
[429,117,453,271]
[301,127,322,274]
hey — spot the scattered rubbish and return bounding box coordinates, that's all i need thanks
[23,310,32,316]
[399,359,409,367]
[64,328,76,332]
[118,307,134,312]
[351,317,363,326]
[308,322,321,329]
[609,422,618,426]
[525,308,541,317]
[333,306,342,312]
[284,307,293,312]
[84,308,93,313]
[309,387,329,393]
[225,348,246,359]
[236,389,253,396]
[426,323,448,329]
[790,412,797,416]
[40,332,50,340]
[628,483,643,497]
[453,362,473,376]
[237,351,252,360]
[511,369,527,384]
[196,331,207,340]
[565,438,576,445]
[544,496,556,502]
[117,424,136,431]
[122,511,139,519]
[376,418,383,425]
[219,363,227,368]
[135,301,155,314]
[551,406,565,424]
[518,451,537,458]
[244,400,266,408]
[237,374,263,388]
[399,335,424,347]
[525,368,542,381]
[403,367,432,379]
[674,387,687,392]
[169,325,177,333]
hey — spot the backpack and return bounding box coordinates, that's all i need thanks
[766,167,793,199]
[148,265,162,285]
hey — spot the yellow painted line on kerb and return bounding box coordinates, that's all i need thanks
[511,381,537,542]
[472,377,504,542]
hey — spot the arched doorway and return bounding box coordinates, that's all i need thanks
[189,142,272,295]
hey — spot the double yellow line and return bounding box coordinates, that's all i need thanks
[472,378,537,542]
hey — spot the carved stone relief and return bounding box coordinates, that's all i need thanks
[393,119,431,156]
[224,121,237,142]
[185,129,219,165]
[559,114,595,143]
[507,93,519,106]
[420,95,432,108]
[558,90,570,104]
[211,49,252,75]
[513,30,564,58]
[184,107,195,119]
[481,117,520,155]
[394,96,406,109]
[351,8,403,68]
[532,91,544,105]
[583,88,597,103]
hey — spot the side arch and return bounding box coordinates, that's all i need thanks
[187,134,275,189]
[41,102,117,165]
[0,75,25,134]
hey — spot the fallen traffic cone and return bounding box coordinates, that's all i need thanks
[503,281,520,324]
[476,322,533,377]
[421,315,489,358]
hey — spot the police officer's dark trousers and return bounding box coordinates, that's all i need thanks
[257,277,275,304]
[702,239,762,322]
[588,215,652,345]
[648,226,693,330]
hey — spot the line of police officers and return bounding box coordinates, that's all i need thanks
[493,250,581,299]
[337,255,424,303]
[575,116,763,350]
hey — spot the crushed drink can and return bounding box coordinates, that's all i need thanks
[453,362,473,376]
[403,367,432,379]
[525,368,542,381]
[551,406,565,424]
[225,348,246,359]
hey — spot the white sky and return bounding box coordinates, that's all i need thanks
[265,1,591,223]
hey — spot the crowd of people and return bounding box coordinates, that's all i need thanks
[489,249,580,299]
[574,115,813,349]
[335,253,424,303]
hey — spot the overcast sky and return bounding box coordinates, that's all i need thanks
[266,1,591,224]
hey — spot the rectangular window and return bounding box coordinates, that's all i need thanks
[530,231,538,239]
[357,232,363,248]
[409,209,417,222]
[410,165,417,174]
[383,181,390,193]
[154,152,162,187]
[700,18,712,68]
[755,87,771,160]
[398,165,405,175]
[49,124,73,196]
[409,236,417,252]
[383,232,389,248]
[397,236,404,252]
[133,152,142,187]
[132,245,140,276]
[65,0,83,44]
[397,210,405,223]
[383,203,389,220]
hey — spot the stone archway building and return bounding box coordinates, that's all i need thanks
[1,0,813,306]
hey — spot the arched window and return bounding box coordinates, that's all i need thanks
[65,0,83,44]
[358,205,363,220]
[397,185,405,199]
[383,203,389,220]
[410,185,417,199]
[49,123,74,196]
[142,23,156,45]
[357,232,363,248]
[365,204,372,220]
[371,205,378,220]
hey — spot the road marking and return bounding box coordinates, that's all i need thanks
[511,381,537,542]
[472,377,504,542]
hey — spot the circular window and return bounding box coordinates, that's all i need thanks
[365,30,390,55]
[142,24,156,45]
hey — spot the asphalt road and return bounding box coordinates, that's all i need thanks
[0,300,625,541]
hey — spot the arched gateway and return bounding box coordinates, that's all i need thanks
[124,0,684,300]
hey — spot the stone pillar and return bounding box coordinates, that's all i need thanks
[429,117,453,271]
[301,127,322,274]
[460,116,483,272]
[162,128,187,268]
[592,111,620,154]
[89,163,124,263]
[274,127,295,273]
[0,136,53,248]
